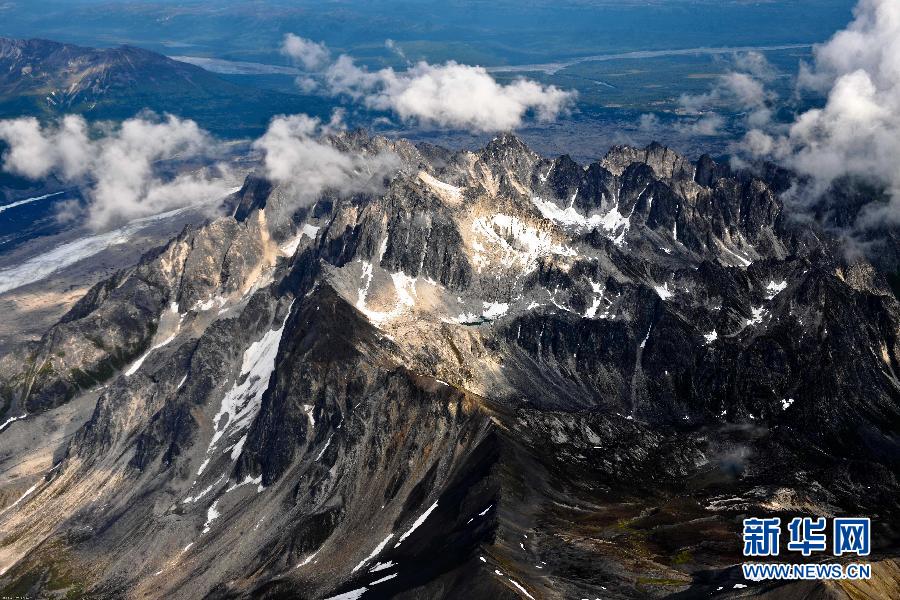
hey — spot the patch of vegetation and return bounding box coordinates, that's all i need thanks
[68,322,158,397]
[37,360,55,377]
[45,562,84,596]
[616,517,646,533]
[0,387,11,420]
[0,568,42,598]
[636,576,689,587]
[68,357,117,391]
[0,540,89,599]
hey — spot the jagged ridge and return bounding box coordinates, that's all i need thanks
[0,133,898,600]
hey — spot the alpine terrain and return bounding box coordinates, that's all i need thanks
[0,132,898,599]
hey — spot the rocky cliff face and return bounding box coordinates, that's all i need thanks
[0,133,898,599]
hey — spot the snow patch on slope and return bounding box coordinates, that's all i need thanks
[198,302,293,474]
[765,280,786,300]
[419,171,463,201]
[482,302,509,319]
[531,196,630,245]
[745,306,767,327]
[471,213,574,274]
[125,302,185,377]
[202,500,220,534]
[324,588,368,600]
[352,533,394,573]
[654,282,674,300]
[355,263,423,324]
[280,223,321,256]
[394,501,439,548]
[0,413,27,432]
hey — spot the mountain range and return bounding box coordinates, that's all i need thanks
[0,131,897,599]
[0,38,327,136]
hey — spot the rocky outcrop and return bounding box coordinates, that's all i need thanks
[0,209,279,414]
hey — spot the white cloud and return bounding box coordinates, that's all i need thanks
[281,34,576,133]
[385,39,408,63]
[733,51,777,83]
[0,109,403,229]
[743,0,900,227]
[638,113,661,132]
[280,34,330,71]
[682,113,726,137]
[721,72,769,109]
[294,76,319,94]
[742,128,778,157]
[678,53,776,130]
[327,57,575,132]
[0,114,234,228]
[324,54,383,99]
[636,111,723,141]
[0,115,90,179]
[679,72,768,113]
[252,112,400,208]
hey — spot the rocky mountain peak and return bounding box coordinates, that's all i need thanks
[479,131,539,168]
[601,141,695,181]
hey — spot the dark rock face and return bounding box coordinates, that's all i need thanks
[0,135,898,600]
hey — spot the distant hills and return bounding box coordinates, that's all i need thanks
[0,38,330,137]
[0,37,237,109]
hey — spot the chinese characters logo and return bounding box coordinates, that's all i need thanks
[743,517,870,557]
